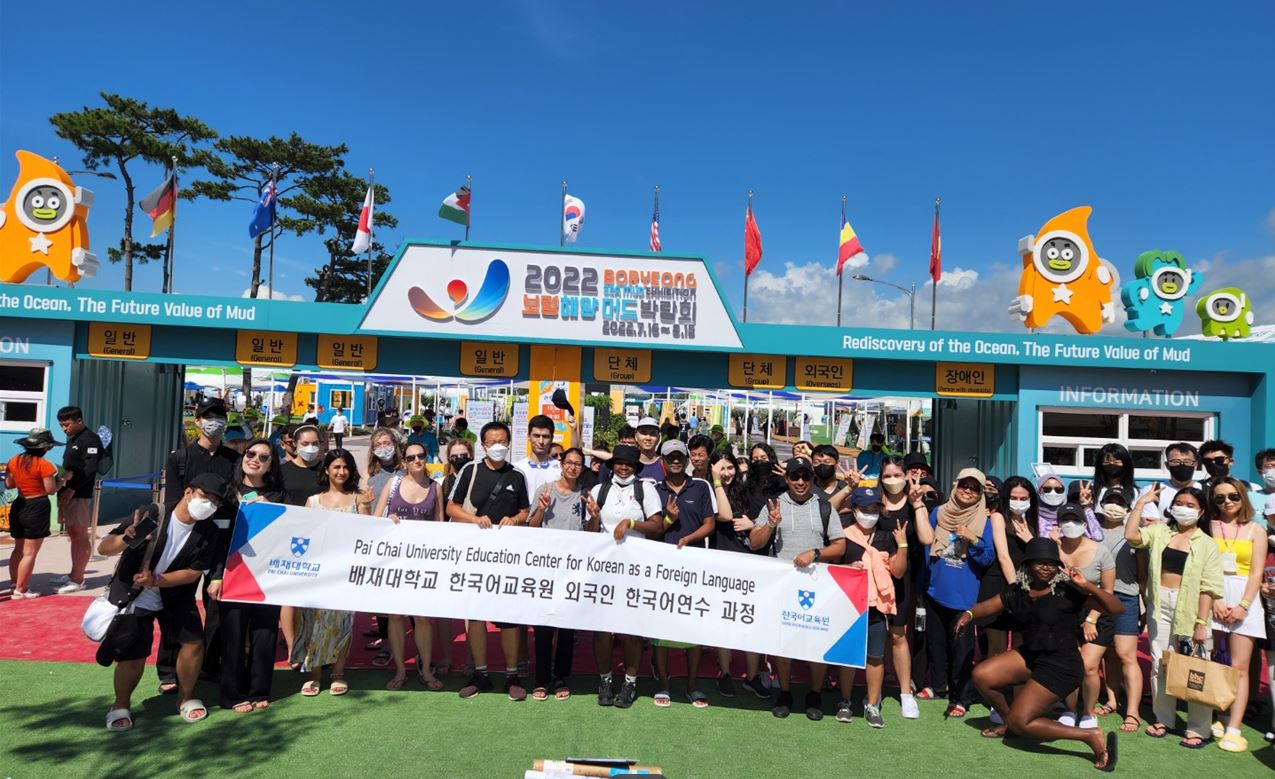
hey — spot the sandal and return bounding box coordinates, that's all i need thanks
[1119,715,1141,733]
[1144,722,1167,738]
[371,650,392,667]
[179,698,208,723]
[158,682,178,695]
[330,676,349,696]
[1218,732,1248,753]
[981,724,1007,738]
[1097,731,1118,772]
[553,680,571,701]
[232,701,255,714]
[105,707,132,732]
[417,668,444,691]
[301,681,321,697]
[687,690,709,709]
[364,638,384,650]
[253,700,270,710]
[386,674,407,691]
[531,686,549,701]
[916,687,945,700]
[945,704,967,719]
[1092,701,1117,717]
[654,690,672,708]
[1178,733,1209,749]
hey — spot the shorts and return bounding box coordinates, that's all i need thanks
[890,579,911,629]
[1112,592,1141,637]
[112,603,205,662]
[1022,647,1083,699]
[867,610,888,661]
[61,497,92,529]
[1081,615,1116,648]
[9,496,51,539]
[1212,574,1267,639]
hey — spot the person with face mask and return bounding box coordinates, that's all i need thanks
[447,421,531,702]
[1035,474,1102,540]
[978,476,1038,675]
[279,425,324,507]
[1138,442,1202,522]
[406,412,440,463]
[1092,491,1144,733]
[365,427,405,499]
[442,439,475,505]
[97,473,226,731]
[1196,439,1238,495]
[812,444,855,525]
[158,398,238,693]
[836,488,907,727]
[1051,503,1116,732]
[1126,485,1224,747]
[1254,448,1275,523]
[877,459,929,720]
[1090,443,1136,510]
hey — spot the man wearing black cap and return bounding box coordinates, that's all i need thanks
[97,472,226,731]
[54,406,102,593]
[903,452,932,481]
[157,397,237,691]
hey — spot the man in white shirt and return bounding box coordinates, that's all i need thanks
[329,406,349,450]
[515,414,561,501]
[1139,442,1201,521]
[585,444,663,709]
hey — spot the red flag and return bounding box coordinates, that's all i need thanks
[744,204,763,276]
[928,205,941,282]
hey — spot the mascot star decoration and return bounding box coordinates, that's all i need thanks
[1120,250,1203,337]
[1008,206,1117,334]
[0,151,99,283]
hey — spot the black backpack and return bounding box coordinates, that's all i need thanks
[770,493,834,556]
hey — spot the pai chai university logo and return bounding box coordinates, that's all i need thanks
[290,536,310,558]
[408,258,510,324]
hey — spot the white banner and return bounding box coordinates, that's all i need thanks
[223,503,869,667]
[359,245,743,348]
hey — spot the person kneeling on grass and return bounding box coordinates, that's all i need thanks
[97,473,226,731]
[960,537,1122,772]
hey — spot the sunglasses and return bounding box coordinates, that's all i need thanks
[955,482,980,493]
[1202,456,1228,465]
[404,454,428,463]
[243,451,271,462]
[1212,494,1243,504]
[788,473,813,483]
[1039,486,1064,494]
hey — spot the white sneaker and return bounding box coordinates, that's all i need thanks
[1078,715,1098,729]
[56,580,86,594]
[12,589,40,599]
[900,694,920,719]
[1057,711,1076,727]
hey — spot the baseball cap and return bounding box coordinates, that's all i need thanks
[850,487,883,508]
[188,472,227,500]
[785,457,814,477]
[610,444,642,466]
[636,416,660,431]
[1057,502,1086,522]
[196,398,228,418]
[660,440,689,458]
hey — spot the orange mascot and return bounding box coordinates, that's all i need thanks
[1007,206,1115,334]
[0,150,99,283]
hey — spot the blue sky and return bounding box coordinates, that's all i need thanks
[2,1,1273,330]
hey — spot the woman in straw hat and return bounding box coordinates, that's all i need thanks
[5,427,64,598]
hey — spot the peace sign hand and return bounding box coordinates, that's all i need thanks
[1078,480,1093,506]
[906,474,925,507]
[767,498,782,526]
[892,522,907,547]
[665,496,680,520]
[586,495,602,522]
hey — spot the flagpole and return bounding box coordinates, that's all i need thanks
[931,197,940,330]
[366,167,375,299]
[653,185,660,251]
[465,174,472,241]
[164,156,176,294]
[268,162,279,299]
[837,194,846,327]
[743,190,752,323]
[560,179,567,246]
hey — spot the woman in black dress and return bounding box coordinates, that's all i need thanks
[957,537,1121,772]
[978,476,1039,652]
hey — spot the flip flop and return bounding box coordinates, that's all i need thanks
[654,691,672,708]
[179,699,208,723]
[1178,734,1209,749]
[232,701,255,714]
[1092,702,1117,717]
[301,681,321,697]
[105,707,132,732]
[417,668,444,691]
[1145,722,1167,738]
[253,700,270,710]
[386,674,407,691]
[981,724,1007,738]
[1119,715,1141,733]
[1098,731,1118,772]
[687,690,709,709]
[158,682,178,695]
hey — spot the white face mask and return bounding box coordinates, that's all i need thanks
[373,446,396,461]
[1169,505,1200,526]
[485,443,509,463]
[1008,499,1031,516]
[200,418,227,438]
[854,510,880,529]
[1100,504,1127,522]
[1039,490,1065,507]
[188,497,217,521]
[1059,521,1086,539]
[1263,468,1275,490]
[613,473,636,487]
[297,444,321,463]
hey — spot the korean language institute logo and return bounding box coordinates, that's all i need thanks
[798,589,815,610]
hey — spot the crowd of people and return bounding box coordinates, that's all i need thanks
[4,401,1274,767]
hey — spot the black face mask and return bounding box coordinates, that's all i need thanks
[1100,463,1124,479]
[1203,460,1229,479]
[921,494,942,512]
[753,459,771,475]
[1167,464,1195,482]
[870,445,882,452]
[813,463,836,482]
[449,456,472,470]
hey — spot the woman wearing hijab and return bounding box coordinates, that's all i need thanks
[912,468,997,717]
[1035,474,1101,540]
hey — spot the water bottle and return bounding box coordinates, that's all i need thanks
[914,606,927,633]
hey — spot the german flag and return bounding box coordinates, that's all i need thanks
[140,174,176,237]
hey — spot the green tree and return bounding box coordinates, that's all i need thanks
[184,133,347,298]
[289,172,398,303]
[49,93,216,291]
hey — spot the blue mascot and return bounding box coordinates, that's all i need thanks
[1120,250,1202,336]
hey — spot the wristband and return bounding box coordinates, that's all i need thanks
[963,609,974,620]
[898,543,909,549]
[1085,616,1098,625]
[1239,599,1251,610]
[713,481,723,488]
[767,519,780,528]
[663,514,675,527]
[628,519,636,530]
[1194,617,1207,626]
[211,579,223,585]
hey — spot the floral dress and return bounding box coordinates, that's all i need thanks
[290,495,357,671]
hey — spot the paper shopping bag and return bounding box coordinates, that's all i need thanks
[1162,649,1238,711]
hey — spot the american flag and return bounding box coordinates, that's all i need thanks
[649,201,662,252]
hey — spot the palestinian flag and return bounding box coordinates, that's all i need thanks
[140,174,176,237]
[439,185,471,226]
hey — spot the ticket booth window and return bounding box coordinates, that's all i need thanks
[330,390,352,410]
[1038,407,1214,479]
[0,362,48,432]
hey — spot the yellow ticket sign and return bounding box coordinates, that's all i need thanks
[728,354,785,389]
[594,348,652,383]
[935,362,996,397]
[794,356,853,393]
[235,330,298,367]
[317,335,378,371]
[87,322,152,359]
[459,341,518,378]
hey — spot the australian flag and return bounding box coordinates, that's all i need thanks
[248,178,277,239]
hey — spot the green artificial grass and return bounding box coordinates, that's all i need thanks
[1,660,1272,777]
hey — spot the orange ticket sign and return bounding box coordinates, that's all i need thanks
[794,356,853,393]
[728,354,785,389]
[459,341,518,378]
[593,348,652,383]
[87,322,151,359]
[935,362,996,398]
[317,335,378,371]
[235,330,298,367]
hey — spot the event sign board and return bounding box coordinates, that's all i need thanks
[359,244,743,349]
[235,330,298,367]
[87,322,151,360]
[935,361,996,398]
[794,356,853,393]
[593,347,652,383]
[459,341,519,377]
[316,335,378,371]
[728,354,785,389]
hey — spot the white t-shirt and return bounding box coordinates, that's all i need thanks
[1138,481,1200,520]
[330,413,348,434]
[516,456,561,503]
[131,515,198,613]
[589,478,663,538]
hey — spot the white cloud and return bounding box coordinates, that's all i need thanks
[242,285,304,302]
[869,252,897,276]
[1264,207,1275,236]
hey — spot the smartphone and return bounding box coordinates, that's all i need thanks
[126,515,159,548]
[241,490,260,502]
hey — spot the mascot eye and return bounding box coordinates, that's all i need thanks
[31,195,44,208]
[47,196,61,210]
[1061,247,1074,261]
[1045,246,1059,260]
